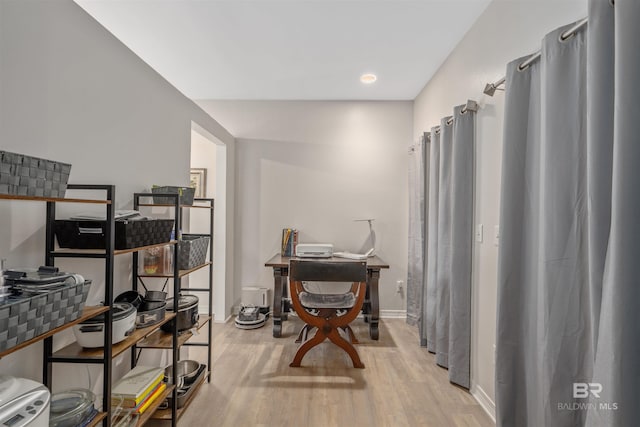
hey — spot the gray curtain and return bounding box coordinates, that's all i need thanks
[587,0,640,425]
[448,105,474,389]
[435,116,453,369]
[496,1,640,426]
[421,108,475,389]
[407,135,426,326]
[422,127,440,351]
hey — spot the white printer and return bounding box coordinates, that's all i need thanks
[295,243,333,258]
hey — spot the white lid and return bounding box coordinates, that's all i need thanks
[0,376,18,406]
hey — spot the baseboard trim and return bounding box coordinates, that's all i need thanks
[380,309,407,319]
[470,383,496,423]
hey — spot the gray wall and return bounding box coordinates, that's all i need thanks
[0,0,234,393]
[198,100,412,315]
[413,0,586,419]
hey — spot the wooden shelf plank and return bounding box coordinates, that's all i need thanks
[137,385,175,427]
[52,313,177,360]
[150,372,209,420]
[138,262,212,279]
[87,411,108,427]
[136,316,212,349]
[137,203,213,210]
[0,194,111,204]
[112,385,175,427]
[0,306,109,359]
[51,241,177,257]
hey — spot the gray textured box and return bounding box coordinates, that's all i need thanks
[0,151,71,198]
[0,280,90,353]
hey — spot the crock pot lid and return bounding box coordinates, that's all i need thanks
[82,302,135,324]
[0,376,17,406]
[50,389,95,421]
[167,294,199,310]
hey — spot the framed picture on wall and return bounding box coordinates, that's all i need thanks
[190,168,207,198]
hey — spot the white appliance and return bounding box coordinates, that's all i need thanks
[295,243,333,258]
[72,302,136,348]
[241,287,270,310]
[0,376,50,427]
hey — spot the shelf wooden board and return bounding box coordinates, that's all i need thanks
[137,203,213,210]
[138,262,212,279]
[112,385,175,427]
[0,194,111,204]
[51,241,177,257]
[52,313,177,360]
[87,411,108,427]
[136,316,212,349]
[138,385,175,427]
[150,372,209,420]
[0,305,109,358]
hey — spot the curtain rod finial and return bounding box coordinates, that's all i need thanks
[465,100,479,112]
[484,83,497,96]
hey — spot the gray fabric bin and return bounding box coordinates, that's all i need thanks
[152,186,195,205]
[0,279,90,353]
[177,234,210,270]
[0,151,71,197]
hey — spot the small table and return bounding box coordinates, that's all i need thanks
[264,254,389,340]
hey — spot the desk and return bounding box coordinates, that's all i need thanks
[264,254,389,340]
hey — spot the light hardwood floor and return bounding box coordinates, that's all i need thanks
[169,317,494,427]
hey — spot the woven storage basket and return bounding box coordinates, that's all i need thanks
[0,279,90,352]
[177,234,210,270]
[151,186,195,205]
[54,219,174,250]
[0,151,71,197]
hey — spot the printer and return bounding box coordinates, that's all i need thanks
[295,243,333,258]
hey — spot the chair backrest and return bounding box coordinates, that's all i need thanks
[289,260,367,283]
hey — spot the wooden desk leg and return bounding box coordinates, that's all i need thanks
[368,268,381,340]
[272,266,288,338]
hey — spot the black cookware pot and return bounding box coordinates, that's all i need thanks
[161,295,199,333]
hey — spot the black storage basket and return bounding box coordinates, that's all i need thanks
[0,280,90,352]
[151,186,195,206]
[54,219,174,250]
[0,150,71,198]
[177,234,210,270]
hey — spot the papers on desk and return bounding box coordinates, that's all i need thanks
[333,248,374,260]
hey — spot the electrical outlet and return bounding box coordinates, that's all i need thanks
[396,280,403,293]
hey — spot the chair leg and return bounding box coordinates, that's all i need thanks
[290,327,327,367]
[327,328,364,369]
[341,325,359,344]
[295,324,315,343]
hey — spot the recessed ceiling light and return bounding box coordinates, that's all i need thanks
[360,73,377,84]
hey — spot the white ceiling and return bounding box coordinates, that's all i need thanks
[75,0,491,101]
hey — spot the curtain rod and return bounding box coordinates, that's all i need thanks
[431,100,478,134]
[483,17,588,96]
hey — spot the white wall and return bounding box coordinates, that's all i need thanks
[413,0,586,418]
[0,0,234,395]
[190,129,217,199]
[198,100,412,314]
[187,129,216,315]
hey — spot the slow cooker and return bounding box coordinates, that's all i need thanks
[0,375,50,427]
[161,295,199,333]
[72,302,136,348]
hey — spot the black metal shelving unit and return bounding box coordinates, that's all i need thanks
[132,195,214,423]
[42,184,115,427]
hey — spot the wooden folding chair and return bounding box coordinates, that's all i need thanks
[288,259,367,368]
